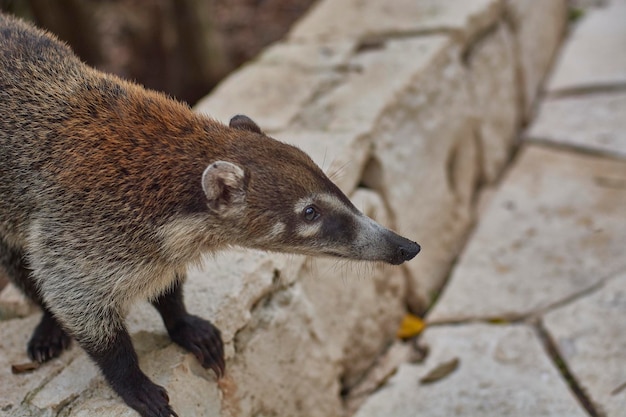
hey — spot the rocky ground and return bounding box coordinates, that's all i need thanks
[0,0,625,416]
[356,1,626,416]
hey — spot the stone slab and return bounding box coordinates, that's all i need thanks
[0,282,36,319]
[466,22,519,182]
[547,2,626,93]
[295,36,480,312]
[506,0,567,114]
[294,35,453,132]
[227,283,342,417]
[526,91,626,159]
[0,315,79,415]
[289,0,503,46]
[354,324,587,417]
[31,353,99,410]
[429,145,626,322]
[194,63,341,133]
[258,39,356,71]
[543,270,626,417]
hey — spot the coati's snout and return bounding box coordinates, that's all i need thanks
[379,228,421,265]
[344,212,421,265]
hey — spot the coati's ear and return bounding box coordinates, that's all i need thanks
[202,161,246,214]
[229,114,263,134]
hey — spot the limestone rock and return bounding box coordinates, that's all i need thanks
[30,354,99,411]
[506,0,567,114]
[547,2,626,93]
[289,0,503,46]
[526,91,626,159]
[344,342,417,415]
[258,39,356,71]
[543,270,626,417]
[354,324,587,417]
[0,282,36,319]
[0,315,78,416]
[466,22,520,182]
[194,64,342,133]
[295,36,480,312]
[226,283,342,417]
[429,145,626,322]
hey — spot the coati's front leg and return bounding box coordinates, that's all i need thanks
[87,316,178,417]
[152,276,225,377]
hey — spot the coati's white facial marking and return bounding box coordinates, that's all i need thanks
[293,194,346,215]
[293,193,351,239]
[293,196,315,215]
[268,222,286,239]
[296,222,322,238]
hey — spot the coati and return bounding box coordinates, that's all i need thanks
[0,13,420,417]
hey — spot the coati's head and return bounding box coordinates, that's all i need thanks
[201,115,420,265]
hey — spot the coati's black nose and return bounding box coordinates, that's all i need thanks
[377,229,421,265]
[393,241,420,264]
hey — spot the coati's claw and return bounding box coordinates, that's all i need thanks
[27,312,72,363]
[121,378,177,417]
[167,314,225,378]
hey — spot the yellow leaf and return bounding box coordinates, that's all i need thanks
[396,314,426,339]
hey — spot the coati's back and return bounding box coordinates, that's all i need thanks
[0,14,219,250]
[0,14,83,241]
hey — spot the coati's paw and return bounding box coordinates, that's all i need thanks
[28,313,72,363]
[167,314,225,378]
[120,378,178,417]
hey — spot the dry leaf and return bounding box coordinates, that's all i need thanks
[397,314,426,339]
[11,361,40,374]
[419,357,460,384]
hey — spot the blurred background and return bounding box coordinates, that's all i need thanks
[0,0,317,105]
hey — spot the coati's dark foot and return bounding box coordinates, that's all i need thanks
[27,311,72,363]
[167,314,225,378]
[116,374,178,417]
[151,277,225,377]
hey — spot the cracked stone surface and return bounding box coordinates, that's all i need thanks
[543,270,626,417]
[547,1,626,93]
[428,145,626,322]
[354,324,588,417]
[195,63,342,132]
[289,0,503,45]
[526,91,626,159]
[466,22,519,182]
[506,0,567,115]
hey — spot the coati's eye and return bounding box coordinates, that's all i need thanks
[303,205,320,221]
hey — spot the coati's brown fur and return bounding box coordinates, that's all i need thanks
[0,13,419,417]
